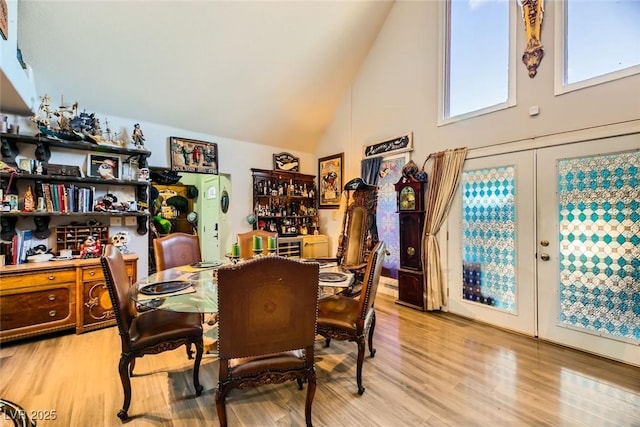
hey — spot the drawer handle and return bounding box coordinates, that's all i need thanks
[48,294,56,301]
[89,271,96,276]
[49,310,57,317]
[48,275,55,280]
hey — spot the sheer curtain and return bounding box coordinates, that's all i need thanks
[421,148,468,311]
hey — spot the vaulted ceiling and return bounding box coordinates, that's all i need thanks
[18,1,394,153]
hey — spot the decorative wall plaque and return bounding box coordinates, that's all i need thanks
[363,132,413,159]
[273,152,300,172]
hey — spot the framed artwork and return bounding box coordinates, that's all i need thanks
[318,152,343,209]
[363,132,413,159]
[273,152,300,172]
[169,136,218,174]
[87,154,121,180]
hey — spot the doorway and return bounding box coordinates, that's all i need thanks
[448,133,639,365]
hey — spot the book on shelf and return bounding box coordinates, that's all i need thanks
[18,230,33,264]
[42,182,54,212]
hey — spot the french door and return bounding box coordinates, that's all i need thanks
[536,134,639,365]
[448,133,639,365]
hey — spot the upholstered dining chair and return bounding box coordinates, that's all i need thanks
[311,178,379,297]
[316,240,386,395]
[101,244,204,421]
[215,256,319,427]
[153,232,202,271]
[236,229,278,258]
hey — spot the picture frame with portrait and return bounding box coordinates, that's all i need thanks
[87,154,121,180]
[318,152,343,209]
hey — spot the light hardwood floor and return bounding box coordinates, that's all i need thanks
[1,294,639,426]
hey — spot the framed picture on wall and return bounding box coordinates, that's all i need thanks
[87,154,121,180]
[169,136,218,174]
[318,152,343,209]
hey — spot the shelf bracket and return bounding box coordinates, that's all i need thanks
[0,136,18,162]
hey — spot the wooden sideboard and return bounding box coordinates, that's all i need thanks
[0,254,138,343]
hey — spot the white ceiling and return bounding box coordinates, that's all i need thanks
[18,1,394,153]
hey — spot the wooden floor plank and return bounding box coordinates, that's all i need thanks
[1,294,639,426]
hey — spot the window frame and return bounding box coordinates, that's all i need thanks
[554,0,640,95]
[438,0,518,126]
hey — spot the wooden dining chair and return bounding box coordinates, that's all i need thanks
[316,240,386,395]
[236,229,278,258]
[215,257,319,427]
[101,244,204,421]
[153,232,201,271]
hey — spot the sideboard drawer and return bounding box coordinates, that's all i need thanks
[0,287,71,311]
[1,270,76,288]
[81,264,132,281]
[0,287,75,332]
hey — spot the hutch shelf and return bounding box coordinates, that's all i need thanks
[251,168,319,238]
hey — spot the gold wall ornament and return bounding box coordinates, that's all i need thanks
[520,0,544,78]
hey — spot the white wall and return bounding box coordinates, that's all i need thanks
[316,0,640,257]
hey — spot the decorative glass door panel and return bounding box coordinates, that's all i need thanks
[448,151,536,336]
[537,134,640,365]
[462,165,517,312]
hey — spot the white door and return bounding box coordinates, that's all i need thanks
[198,174,232,262]
[200,175,220,261]
[536,134,640,365]
[448,151,537,336]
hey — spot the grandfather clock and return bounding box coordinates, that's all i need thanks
[395,176,427,311]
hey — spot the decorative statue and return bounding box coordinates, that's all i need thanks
[79,235,102,259]
[110,231,130,253]
[132,123,145,149]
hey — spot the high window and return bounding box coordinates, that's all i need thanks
[441,0,515,122]
[556,0,640,93]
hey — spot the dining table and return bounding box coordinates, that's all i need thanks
[130,258,355,314]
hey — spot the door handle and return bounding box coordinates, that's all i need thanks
[540,253,550,261]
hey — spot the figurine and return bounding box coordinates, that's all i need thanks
[132,123,145,149]
[110,231,130,253]
[79,235,102,259]
[94,193,117,212]
[23,186,35,212]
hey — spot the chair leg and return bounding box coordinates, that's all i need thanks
[215,386,229,427]
[128,357,136,377]
[186,343,194,359]
[324,338,331,348]
[193,339,204,396]
[118,354,133,421]
[356,337,366,395]
[305,371,317,427]
[297,378,303,390]
[368,311,377,358]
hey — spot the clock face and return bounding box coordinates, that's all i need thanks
[399,186,416,210]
